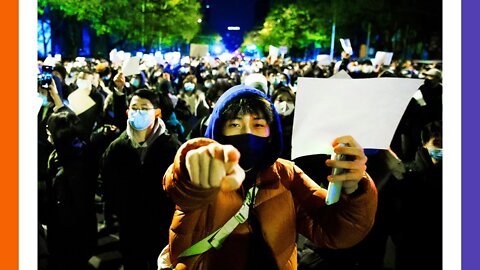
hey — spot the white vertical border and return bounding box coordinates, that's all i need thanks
[443,0,461,269]
[19,0,38,269]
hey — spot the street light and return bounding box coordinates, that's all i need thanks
[197,18,202,23]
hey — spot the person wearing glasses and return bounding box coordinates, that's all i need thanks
[100,89,182,270]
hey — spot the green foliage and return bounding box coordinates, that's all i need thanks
[39,0,202,49]
[191,33,223,45]
[243,4,329,54]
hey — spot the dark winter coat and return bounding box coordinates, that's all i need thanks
[100,119,181,262]
[45,140,98,270]
[165,86,378,270]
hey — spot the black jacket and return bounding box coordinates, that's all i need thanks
[100,124,181,257]
[46,141,98,269]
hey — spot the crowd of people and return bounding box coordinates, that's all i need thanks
[37,51,442,270]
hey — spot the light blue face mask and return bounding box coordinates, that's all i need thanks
[39,94,49,106]
[128,110,154,130]
[428,148,443,161]
[271,77,280,86]
[131,79,140,87]
[184,82,195,92]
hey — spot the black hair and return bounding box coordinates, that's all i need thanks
[421,120,442,147]
[157,91,174,120]
[129,88,160,108]
[279,72,291,85]
[47,110,84,159]
[206,80,232,104]
[219,95,274,128]
[271,86,295,103]
[53,64,67,80]
[156,78,173,95]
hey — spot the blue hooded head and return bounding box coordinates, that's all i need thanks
[205,85,284,171]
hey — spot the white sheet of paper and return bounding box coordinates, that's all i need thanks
[43,55,56,66]
[122,56,141,77]
[54,54,62,63]
[143,53,157,68]
[207,56,219,68]
[269,45,279,61]
[316,54,331,66]
[384,52,393,66]
[164,52,181,65]
[181,56,191,65]
[189,44,209,58]
[154,51,164,65]
[109,49,122,65]
[67,89,96,115]
[340,38,353,55]
[331,70,352,79]
[291,77,423,159]
[374,51,394,66]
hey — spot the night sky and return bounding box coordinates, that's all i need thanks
[203,0,270,51]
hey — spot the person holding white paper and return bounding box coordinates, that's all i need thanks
[333,50,351,74]
[104,71,133,132]
[71,70,105,138]
[162,85,377,270]
[271,86,296,160]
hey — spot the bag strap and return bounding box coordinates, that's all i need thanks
[178,186,258,258]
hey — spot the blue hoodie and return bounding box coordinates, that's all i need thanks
[204,85,284,171]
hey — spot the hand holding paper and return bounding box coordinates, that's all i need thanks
[113,72,126,91]
[121,56,141,77]
[324,136,368,204]
[326,136,367,184]
[292,76,423,204]
[340,38,353,55]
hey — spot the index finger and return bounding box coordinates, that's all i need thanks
[217,144,240,174]
[206,143,240,164]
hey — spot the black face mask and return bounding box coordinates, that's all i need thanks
[222,134,269,171]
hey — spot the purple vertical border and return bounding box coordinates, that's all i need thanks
[462,0,478,269]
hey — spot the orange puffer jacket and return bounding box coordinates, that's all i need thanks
[163,138,378,270]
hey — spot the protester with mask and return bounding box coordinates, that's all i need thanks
[129,72,149,91]
[334,50,351,74]
[104,71,133,132]
[418,68,442,124]
[395,120,442,270]
[73,70,105,138]
[266,68,281,96]
[177,75,207,115]
[38,77,65,226]
[53,63,74,99]
[161,85,377,270]
[271,86,296,160]
[187,80,232,139]
[278,72,291,88]
[101,89,182,270]
[202,75,216,92]
[177,74,209,134]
